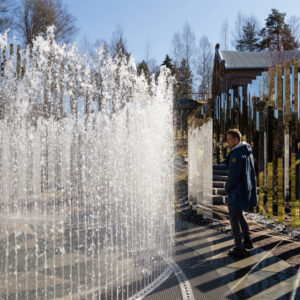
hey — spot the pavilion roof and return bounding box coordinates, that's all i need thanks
[174,98,202,109]
[218,49,300,69]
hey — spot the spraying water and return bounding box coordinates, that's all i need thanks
[0,28,174,299]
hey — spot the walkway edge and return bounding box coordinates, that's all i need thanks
[172,261,196,300]
[128,265,174,300]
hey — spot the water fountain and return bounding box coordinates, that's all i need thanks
[0,28,174,299]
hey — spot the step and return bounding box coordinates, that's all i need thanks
[213,186,259,195]
[213,195,227,204]
[213,169,228,176]
[213,188,227,196]
[213,163,227,170]
[213,181,225,188]
[213,175,228,182]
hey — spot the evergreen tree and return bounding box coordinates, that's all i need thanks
[110,27,130,60]
[114,37,130,59]
[281,23,299,50]
[259,8,299,50]
[161,54,175,75]
[237,20,260,51]
[137,60,150,83]
[175,58,192,97]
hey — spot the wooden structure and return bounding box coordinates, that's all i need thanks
[174,94,211,139]
[212,45,300,227]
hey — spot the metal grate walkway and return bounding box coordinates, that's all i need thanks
[143,220,300,300]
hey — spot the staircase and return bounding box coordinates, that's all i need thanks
[213,163,228,204]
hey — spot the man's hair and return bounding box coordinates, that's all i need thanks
[226,129,242,141]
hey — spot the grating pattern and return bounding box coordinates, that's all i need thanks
[143,273,183,300]
[172,261,195,300]
[129,260,196,300]
[174,242,236,300]
[128,266,174,300]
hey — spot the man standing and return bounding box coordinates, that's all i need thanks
[225,129,257,258]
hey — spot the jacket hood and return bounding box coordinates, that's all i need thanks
[231,141,252,156]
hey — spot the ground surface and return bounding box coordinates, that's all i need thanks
[174,138,300,270]
[144,219,300,299]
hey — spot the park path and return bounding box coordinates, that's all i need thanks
[145,220,300,300]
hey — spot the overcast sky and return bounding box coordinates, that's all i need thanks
[64,0,300,64]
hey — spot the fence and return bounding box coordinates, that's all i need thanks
[214,59,300,228]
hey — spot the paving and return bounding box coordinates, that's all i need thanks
[145,220,300,300]
[0,220,298,299]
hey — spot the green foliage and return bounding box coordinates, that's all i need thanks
[137,60,150,83]
[137,60,149,76]
[114,36,130,60]
[175,58,193,96]
[161,54,175,75]
[259,8,299,50]
[237,21,260,51]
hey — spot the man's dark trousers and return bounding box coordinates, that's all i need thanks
[228,210,250,249]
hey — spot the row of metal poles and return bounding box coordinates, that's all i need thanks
[213,59,300,228]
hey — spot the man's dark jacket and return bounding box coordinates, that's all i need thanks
[225,142,257,211]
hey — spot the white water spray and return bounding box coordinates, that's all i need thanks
[0,28,174,299]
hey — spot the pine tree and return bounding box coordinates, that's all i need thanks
[161,54,175,75]
[281,23,299,50]
[238,20,260,51]
[137,60,150,83]
[175,58,192,97]
[110,27,130,60]
[259,8,299,50]
[114,37,130,60]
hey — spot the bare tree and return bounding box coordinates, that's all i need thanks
[197,35,213,95]
[79,34,93,54]
[287,15,300,47]
[145,42,151,65]
[171,21,196,67]
[0,0,14,33]
[110,25,130,59]
[171,31,183,67]
[181,21,196,67]
[232,11,244,50]
[16,0,77,45]
[148,58,159,75]
[220,19,229,50]
[143,43,159,74]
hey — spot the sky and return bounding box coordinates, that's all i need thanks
[64,0,300,65]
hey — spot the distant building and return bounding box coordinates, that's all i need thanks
[212,44,300,139]
[212,43,300,97]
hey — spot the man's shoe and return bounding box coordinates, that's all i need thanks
[228,247,250,258]
[244,238,254,249]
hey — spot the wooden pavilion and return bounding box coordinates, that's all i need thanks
[211,45,300,227]
[212,43,300,97]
